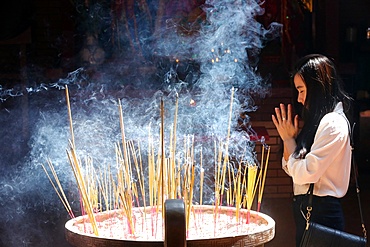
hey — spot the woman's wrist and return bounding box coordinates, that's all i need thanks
[283,138,296,158]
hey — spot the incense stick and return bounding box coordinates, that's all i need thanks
[200,148,204,206]
[160,98,165,216]
[45,92,273,238]
[170,94,179,199]
[41,161,74,218]
[65,86,75,148]
[220,87,235,201]
[67,143,99,235]
[258,145,270,212]
[246,164,258,224]
[64,86,99,234]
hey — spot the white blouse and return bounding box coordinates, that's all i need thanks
[282,102,351,197]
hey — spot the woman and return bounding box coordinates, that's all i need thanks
[271,54,352,246]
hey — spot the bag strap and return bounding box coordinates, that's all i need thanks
[350,123,367,239]
[304,183,314,230]
[305,123,367,239]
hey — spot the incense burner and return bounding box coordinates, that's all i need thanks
[65,204,275,247]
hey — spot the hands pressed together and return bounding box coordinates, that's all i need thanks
[272,104,300,161]
[272,103,299,141]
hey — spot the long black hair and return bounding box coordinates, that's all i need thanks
[291,54,352,158]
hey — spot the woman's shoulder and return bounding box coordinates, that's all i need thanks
[319,110,349,134]
[321,103,347,123]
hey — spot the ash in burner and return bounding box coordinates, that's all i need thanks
[65,206,275,245]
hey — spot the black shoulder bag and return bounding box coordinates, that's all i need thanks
[300,124,367,247]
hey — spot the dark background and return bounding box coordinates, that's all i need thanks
[0,0,369,246]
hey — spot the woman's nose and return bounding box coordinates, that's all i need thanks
[297,95,303,104]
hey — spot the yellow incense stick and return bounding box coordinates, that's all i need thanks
[246,165,258,210]
[171,94,179,199]
[220,87,235,200]
[41,162,74,218]
[65,86,75,148]
[160,98,165,214]
[67,145,99,235]
[200,148,204,206]
[258,146,270,209]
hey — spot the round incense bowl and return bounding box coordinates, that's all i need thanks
[65,205,275,247]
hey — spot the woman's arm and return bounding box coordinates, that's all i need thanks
[286,112,350,185]
[283,138,296,161]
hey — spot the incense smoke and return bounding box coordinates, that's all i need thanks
[0,0,281,246]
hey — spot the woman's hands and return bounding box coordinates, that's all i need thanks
[272,103,299,141]
[272,104,299,161]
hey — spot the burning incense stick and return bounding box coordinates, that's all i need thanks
[170,94,179,199]
[96,164,112,211]
[130,140,146,209]
[234,164,244,220]
[160,98,165,215]
[67,143,99,236]
[200,148,204,206]
[65,86,75,148]
[257,145,270,212]
[41,160,75,218]
[64,86,99,235]
[119,192,134,234]
[227,162,233,206]
[246,165,258,224]
[214,140,222,209]
[220,87,235,201]
[118,99,132,190]
[148,124,155,208]
[187,162,195,230]
[45,88,273,239]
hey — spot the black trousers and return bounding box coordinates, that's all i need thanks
[293,194,345,247]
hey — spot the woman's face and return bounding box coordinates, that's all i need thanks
[294,74,307,105]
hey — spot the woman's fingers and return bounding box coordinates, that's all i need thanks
[275,103,290,122]
[294,114,299,132]
[272,103,300,140]
[274,107,282,122]
[272,114,278,127]
[287,104,293,122]
[280,103,287,121]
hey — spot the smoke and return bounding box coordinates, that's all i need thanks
[0,0,281,246]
